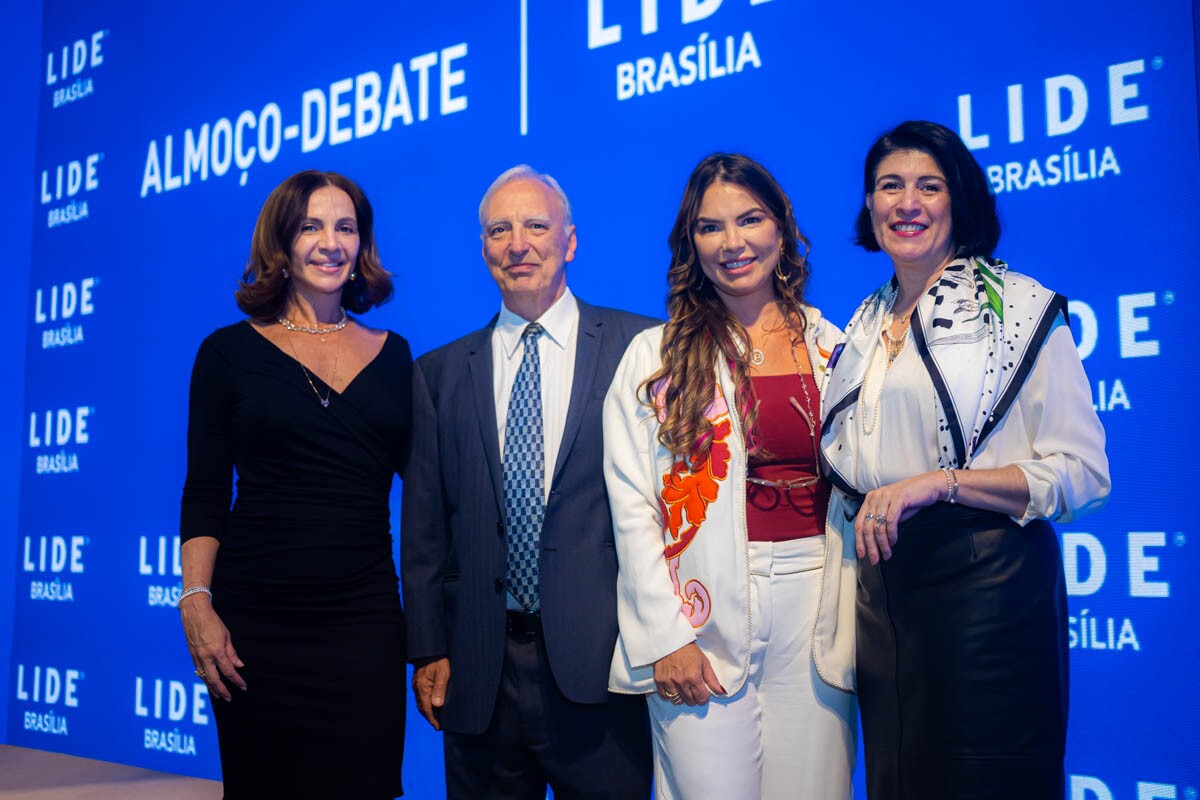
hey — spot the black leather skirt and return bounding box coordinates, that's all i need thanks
[857,503,1068,800]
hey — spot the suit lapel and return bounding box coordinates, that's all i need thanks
[468,324,505,512]
[551,301,602,488]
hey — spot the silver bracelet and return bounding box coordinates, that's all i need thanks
[177,585,212,607]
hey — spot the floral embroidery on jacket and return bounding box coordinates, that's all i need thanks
[652,385,731,628]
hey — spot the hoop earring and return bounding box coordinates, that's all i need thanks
[775,244,787,281]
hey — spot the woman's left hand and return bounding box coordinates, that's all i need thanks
[855,471,946,564]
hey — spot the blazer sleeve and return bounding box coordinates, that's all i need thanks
[400,359,450,661]
[603,329,697,669]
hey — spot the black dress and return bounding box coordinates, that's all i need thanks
[181,321,411,799]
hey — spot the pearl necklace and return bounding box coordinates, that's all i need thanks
[860,312,908,435]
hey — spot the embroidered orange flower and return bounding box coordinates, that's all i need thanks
[660,418,731,560]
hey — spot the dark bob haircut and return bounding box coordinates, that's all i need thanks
[853,120,1000,258]
[235,170,393,321]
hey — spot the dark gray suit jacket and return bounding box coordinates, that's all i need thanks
[401,298,657,735]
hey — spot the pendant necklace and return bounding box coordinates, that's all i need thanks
[747,327,822,494]
[280,323,342,408]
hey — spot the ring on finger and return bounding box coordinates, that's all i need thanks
[873,514,888,525]
[194,667,206,678]
[670,694,683,705]
[663,689,680,700]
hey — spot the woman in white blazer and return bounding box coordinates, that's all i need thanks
[604,154,857,800]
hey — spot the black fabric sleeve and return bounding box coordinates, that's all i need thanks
[180,332,236,543]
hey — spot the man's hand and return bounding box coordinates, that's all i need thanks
[412,657,451,730]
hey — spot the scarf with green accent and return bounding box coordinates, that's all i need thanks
[820,255,1068,495]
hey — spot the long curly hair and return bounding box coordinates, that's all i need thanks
[644,153,813,469]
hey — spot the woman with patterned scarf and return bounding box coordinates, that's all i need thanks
[822,120,1111,799]
[604,154,857,799]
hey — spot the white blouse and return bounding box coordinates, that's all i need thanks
[850,321,1110,525]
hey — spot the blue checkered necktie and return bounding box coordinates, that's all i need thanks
[503,322,545,612]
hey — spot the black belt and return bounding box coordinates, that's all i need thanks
[505,610,541,637]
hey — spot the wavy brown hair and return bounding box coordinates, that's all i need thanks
[645,153,813,469]
[235,170,393,321]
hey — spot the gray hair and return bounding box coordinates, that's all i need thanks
[478,164,574,231]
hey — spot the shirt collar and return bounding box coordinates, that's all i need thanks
[496,287,578,359]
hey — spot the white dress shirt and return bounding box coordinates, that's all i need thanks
[492,287,579,504]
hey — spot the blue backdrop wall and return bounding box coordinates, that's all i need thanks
[6,2,1199,798]
[1,0,43,750]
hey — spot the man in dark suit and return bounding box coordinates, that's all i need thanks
[402,165,655,799]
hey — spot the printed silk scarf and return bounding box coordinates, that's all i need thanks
[820,255,1068,495]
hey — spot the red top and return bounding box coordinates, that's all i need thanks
[746,374,830,542]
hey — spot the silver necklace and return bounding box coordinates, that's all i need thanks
[277,307,348,340]
[282,328,342,408]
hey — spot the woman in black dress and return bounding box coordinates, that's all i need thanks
[180,170,410,798]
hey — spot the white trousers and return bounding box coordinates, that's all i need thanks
[648,537,857,800]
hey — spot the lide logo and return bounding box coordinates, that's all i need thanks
[22,535,87,602]
[957,58,1157,194]
[134,677,210,757]
[1061,531,1177,654]
[958,60,1149,149]
[45,29,106,108]
[32,278,96,350]
[28,406,92,476]
[139,535,184,608]
[39,153,101,229]
[15,664,83,736]
[588,0,772,102]
[28,408,91,447]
